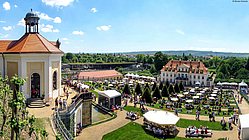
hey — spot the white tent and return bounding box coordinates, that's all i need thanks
[98,90,122,109]
[108,84,114,87]
[217,81,222,86]
[183,92,189,95]
[211,94,217,96]
[197,93,202,96]
[144,111,180,125]
[99,90,121,98]
[200,91,205,93]
[239,113,249,140]
[239,80,248,91]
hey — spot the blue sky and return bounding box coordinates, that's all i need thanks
[1,0,249,53]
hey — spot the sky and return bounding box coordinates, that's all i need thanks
[0,0,249,53]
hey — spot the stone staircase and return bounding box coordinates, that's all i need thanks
[27,98,45,108]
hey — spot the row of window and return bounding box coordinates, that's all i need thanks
[161,78,205,85]
[162,72,204,79]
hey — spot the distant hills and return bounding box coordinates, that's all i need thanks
[118,50,249,57]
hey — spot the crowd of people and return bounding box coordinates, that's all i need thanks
[185,125,212,136]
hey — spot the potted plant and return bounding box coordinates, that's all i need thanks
[42,93,45,99]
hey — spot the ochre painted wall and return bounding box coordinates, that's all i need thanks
[51,61,60,91]
[7,62,18,79]
[26,62,44,96]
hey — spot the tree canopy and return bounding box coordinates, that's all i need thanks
[142,87,153,103]
[123,83,131,94]
[152,86,162,99]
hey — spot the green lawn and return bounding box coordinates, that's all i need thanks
[124,106,144,116]
[207,68,216,72]
[176,119,226,131]
[89,89,98,97]
[102,122,202,140]
[146,104,236,117]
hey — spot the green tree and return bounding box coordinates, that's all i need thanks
[123,83,131,94]
[159,82,163,90]
[165,80,170,88]
[135,83,143,95]
[145,83,150,90]
[235,68,249,79]
[142,87,153,103]
[161,85,169,97]
[168,84,174,95]
[245,57,249,71]
[174,83,180,93]
[154,51,168,71]
[136,54,145,63]
[152,86,162,99]
[66,53,74,60]
[152,82,157,91]
[150,65,157,74]
[179,82,184,91]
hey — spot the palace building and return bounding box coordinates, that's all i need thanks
[159,60,213,87]
[0,9,64,101]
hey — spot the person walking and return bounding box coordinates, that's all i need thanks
[221,117,224,125]
[55,97,58,109]
[66,90,69,100]
[59,98,62,109]
[228,118,232,130]
[212,112,215,122]
[63,99,67,109]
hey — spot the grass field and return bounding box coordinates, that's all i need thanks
[102,122,203,140]
[176,119,226,131]
[124,106,144,116]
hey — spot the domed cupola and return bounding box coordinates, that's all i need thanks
[24,9,40,33]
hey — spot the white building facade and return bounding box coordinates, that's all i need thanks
[160,60,213,87]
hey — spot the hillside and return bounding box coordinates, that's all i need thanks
[118,50,249,57]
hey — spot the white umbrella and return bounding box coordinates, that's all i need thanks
[171,98,179,101]
[144,111,180,125]
[200,91,205,93]
[211,94,217,96]
[129,81,133,84]
[197,93,202,96]
[186,99,194,103]
[209,97,215,100]
[177,94,184,98]
[193,96,199,99]
[195,87,199,89]
[212,91,218,94]
[108,84,113,87]
[183,92,189,95]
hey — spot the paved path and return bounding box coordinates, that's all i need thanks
[234,89,249,114]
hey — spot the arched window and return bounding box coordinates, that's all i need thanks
[53,71,57,90]
[31,73,40,98]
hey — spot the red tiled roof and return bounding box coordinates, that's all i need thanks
[76,70,123,79]
[0,33,63,54]
[160,60,208,74]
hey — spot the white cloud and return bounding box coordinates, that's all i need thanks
[100,26,110,30]
[0,21,6,23]
[46,24,53,28]
[53,17,61,23]
[198,40,210,43]
[53,29,59,32]
[39,13,53,21]
[14,5,17,7]
[3,2,10,10]
[17,19,25,26]
[91,8,98,13]
[72,31,84,35]
[108,25,111,27]
[41,24,54,32]
[0,34,9,38]
[62,38,68,40]
[41,27,52,32]
[96,27,101,30]
[80,40,83,41]
[176,29,184,35]
[3,26,12,30]
[65,42,69,44]
[42,0,74,7]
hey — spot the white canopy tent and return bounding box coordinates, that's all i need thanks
[239,80,248,91]
[239,113,249,140]
[193,96,199,99]
[98,90,121,109]
[171,98,178,101]
[183,92,189,95]
[217,81,222,86]
[209,97,215,100]
[211,94,217,97]
[144,111,180,125]
[197,93,202,96]
[177,94,184,98]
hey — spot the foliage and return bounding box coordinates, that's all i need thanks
[145,83,150,90]
[151,82,157,91]
[135,83,143,95]
[123,83,131,94]
[142,87,152,103]
[165,80,169,88]
[173,83,180,93]
[56,133,63,140]
[179,82,184,91]
[152,86,162,99]
[159,82,163,90]
[149,65,157,74]
[154,51,168,71]
[168,84,174,95]
[161,85,169,97]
